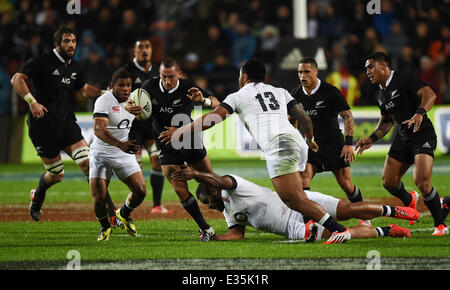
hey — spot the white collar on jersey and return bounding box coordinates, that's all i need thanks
[53,48,72,64]
[133,57,152,73]
[379,70,394,89]
[159,79,180,94]
[302,78,321,95]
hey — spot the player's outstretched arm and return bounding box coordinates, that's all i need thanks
[355,114,394,154]
[76,83,103,98]
[171,165,235,190]
[159,105,229,144]
[207,225,245,241]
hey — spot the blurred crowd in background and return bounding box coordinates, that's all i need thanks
[0,0,449,115]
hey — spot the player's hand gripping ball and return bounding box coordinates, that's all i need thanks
[129,88,152,120]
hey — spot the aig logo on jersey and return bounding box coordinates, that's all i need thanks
[160,107,173,113]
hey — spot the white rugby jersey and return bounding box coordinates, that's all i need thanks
[221,174,293,237]
[91,91,135,150]
[221,82,300,151]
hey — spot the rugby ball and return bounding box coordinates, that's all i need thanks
[129,88,152,120]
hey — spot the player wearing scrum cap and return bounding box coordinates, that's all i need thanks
[10,25,111,222]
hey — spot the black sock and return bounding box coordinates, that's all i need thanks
[105,191,117,217]
[442,196,450,220]
[181,194,210,231]
[390,182,412,206]
[347,185,363,203]
[120,201,134,219]
[375,226,391,237]
[319,213,346,233]
[423,188,446,227]
[381,205,397,217]
[150,170,165,207]
[98,216,111,229]
[34,172,51,204]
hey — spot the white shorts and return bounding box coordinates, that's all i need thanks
[89,148,141,181]
[287,190,340,240]
[265,133,308,179]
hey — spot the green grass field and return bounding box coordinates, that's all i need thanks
[0,156,449,271]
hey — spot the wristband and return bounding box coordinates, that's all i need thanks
[24,93,37,105]
[344,135,353,145]
[203,97,212,108]
[369,133,379,143]
[305,137,314,144]
[416,107,426,116]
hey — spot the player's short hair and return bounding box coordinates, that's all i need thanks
[299,57,318,68]
[241,58,266,83]
[366,52,391,67]
[160,57,180,71]
[135,37,152,47]
[53,25,76,45]
[111,68,132,84]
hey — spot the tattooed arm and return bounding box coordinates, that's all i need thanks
[338,109,355,163]
[288,103,318,152]
[355,114,394,154]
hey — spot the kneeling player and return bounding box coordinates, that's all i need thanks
[89,68,147,241]
[171,166,419,243]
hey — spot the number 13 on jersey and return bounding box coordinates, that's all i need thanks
[255,92,280,111]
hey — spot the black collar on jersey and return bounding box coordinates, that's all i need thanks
[133,57,152,73]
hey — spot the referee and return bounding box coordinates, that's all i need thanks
[122,38,171,214]
[10,25,111,221]
[355,52,448,236]
[290,57,366,221]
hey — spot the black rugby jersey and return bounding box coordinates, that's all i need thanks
[19,49,86,124]
[140,77,212,150]
[374,71,435,140]
[122,59,159,90]
[291,80,350,144]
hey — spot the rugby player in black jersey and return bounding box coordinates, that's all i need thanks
[140,57,220,241]
[290,57,368,224]
[356,52,448,236]
[122,38,171,214]
[10,25,115,222]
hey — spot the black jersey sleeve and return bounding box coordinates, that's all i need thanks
[73,65,86,91]
[329,85,351,112]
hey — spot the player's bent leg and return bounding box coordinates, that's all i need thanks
[29,156,65,221]
[414,154,448,234]
[89,178,112,241]
[65,140,90,176]
[382,156,413,205]
[272,172,347,237]
[335,200,419,222]
[162,164,213,236]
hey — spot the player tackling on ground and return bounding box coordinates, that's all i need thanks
[171,165,417,242]
[160,58,352,243]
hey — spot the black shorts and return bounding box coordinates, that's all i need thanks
[158,147,207,166]
[307,142,349,173]
[388,132,436,164]
[28,118,84,159]
[128,118,154,146]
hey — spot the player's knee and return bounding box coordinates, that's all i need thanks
[382,176,398,192]
[72,146,90,175]
[44,160,65,183]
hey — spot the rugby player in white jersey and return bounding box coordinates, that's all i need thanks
[90,68,147,241]
[171,165,418,242]
[160,58,351,243]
